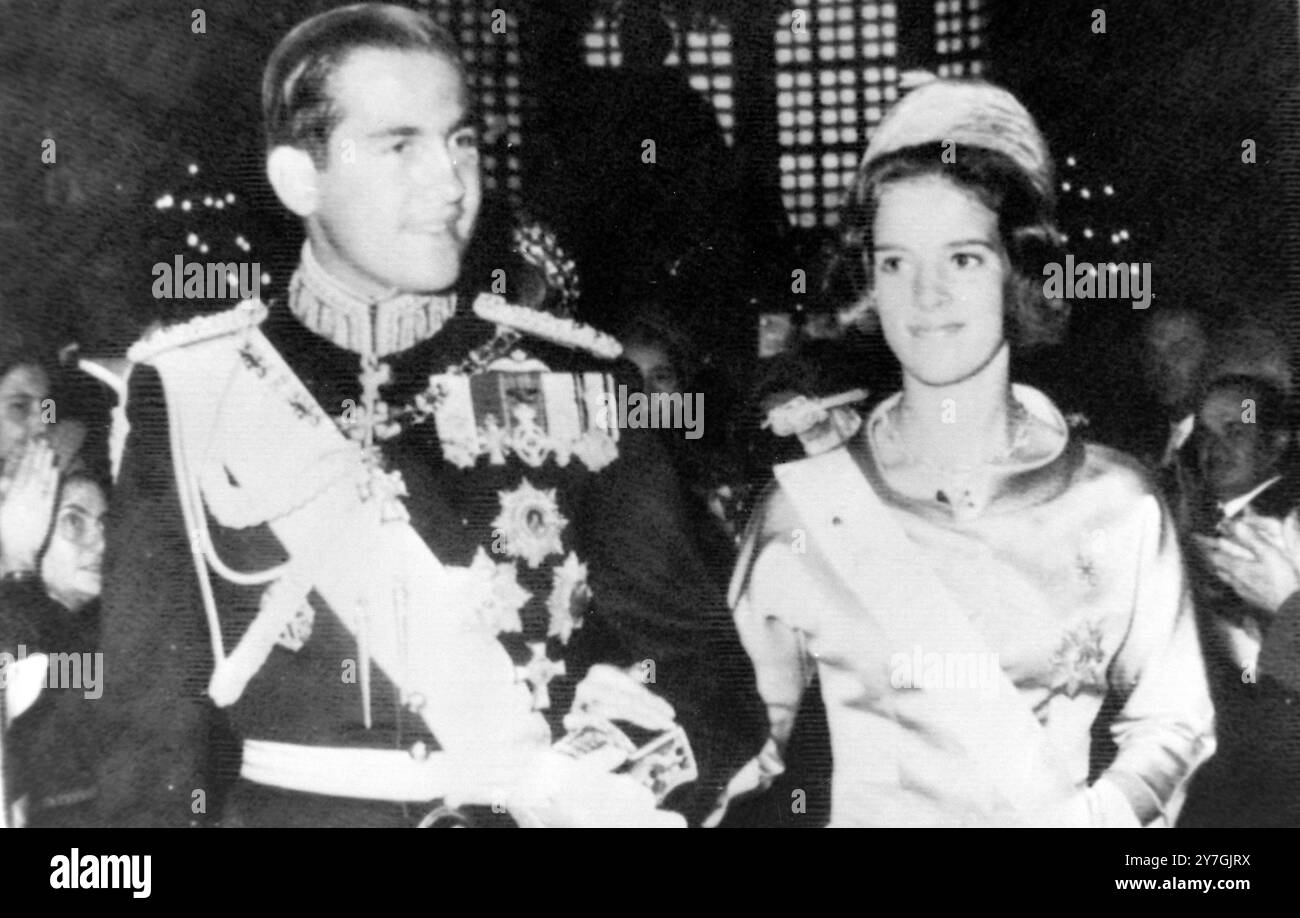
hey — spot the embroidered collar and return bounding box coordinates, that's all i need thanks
[287,242,457,358]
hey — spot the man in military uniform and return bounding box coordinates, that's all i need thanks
[96,3,763,828]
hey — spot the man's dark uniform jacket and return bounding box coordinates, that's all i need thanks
[96,287,765,827]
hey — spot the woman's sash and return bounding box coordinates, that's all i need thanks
[774,446,1078,815]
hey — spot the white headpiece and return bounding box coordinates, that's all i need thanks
[859,77,1054,199]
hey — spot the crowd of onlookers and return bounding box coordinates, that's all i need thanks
[1135,307,1300,826]
[1,337,106,826]
[4,283,1300,826]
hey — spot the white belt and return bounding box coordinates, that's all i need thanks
[241,739,472,803]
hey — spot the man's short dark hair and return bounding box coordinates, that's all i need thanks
[1202,373,1293,435]
[262,3,466,167]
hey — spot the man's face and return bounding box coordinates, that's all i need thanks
[1195,385,1285,501]
[305,48,481,296]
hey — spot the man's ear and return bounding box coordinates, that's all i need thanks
[267,146,321,217]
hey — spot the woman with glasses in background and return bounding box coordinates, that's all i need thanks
[1,439,106,827]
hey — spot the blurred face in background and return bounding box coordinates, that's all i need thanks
[0,363,50,473]
[41,477,107,613]
[1194,383,1288,503]
[1143,311,1209,418]
[625,341,682,396]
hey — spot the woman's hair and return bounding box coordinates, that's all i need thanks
[262,3,467,167]
[58,469,108,500]
[0,334,54,395]
[1199,373,1293,437]
[834,141,1069,351]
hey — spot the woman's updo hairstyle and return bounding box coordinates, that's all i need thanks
[832,77,1069,350]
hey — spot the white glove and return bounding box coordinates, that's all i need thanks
[507,749,685,828]
[3,652,49,721]
[1001,779,1142,828]
[569,664,675,732]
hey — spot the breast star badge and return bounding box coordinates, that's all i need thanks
[547,551,591,644]
[492,477,568,568]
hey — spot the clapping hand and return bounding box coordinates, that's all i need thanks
[1193,509,1300,616]
[506,749,685,828]
[0,438,59,574]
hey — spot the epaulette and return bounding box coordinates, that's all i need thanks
[127,299,268,364]
[472,293,622,361]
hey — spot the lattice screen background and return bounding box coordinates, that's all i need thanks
[934,0,986,78]
[776,0,900,228]
[583,13,737,145]
[422,0,524,201]
[421,1,989,227]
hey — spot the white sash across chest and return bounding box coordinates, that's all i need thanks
[774,446,1078,814]
[132,302,550,770]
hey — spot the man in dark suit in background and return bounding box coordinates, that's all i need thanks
[1179,373,1300,825]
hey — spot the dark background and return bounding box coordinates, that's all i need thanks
[0,0,1296,379]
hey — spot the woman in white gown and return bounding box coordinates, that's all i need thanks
[728,79,1215,827]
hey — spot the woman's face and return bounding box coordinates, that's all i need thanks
[869,175,1010,388]
[40,478,107,613]
[0,363,50,471]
